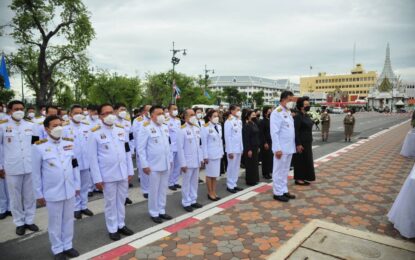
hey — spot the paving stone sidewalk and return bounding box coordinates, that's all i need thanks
[131,123,415,260]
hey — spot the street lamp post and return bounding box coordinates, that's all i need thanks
[170,41,187,104]
[204,64,214,89]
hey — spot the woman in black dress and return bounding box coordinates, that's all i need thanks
[259,107,273,179]
[292,98,316,185]
[242,110,260,186]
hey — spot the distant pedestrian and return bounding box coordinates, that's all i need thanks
[320,109,331,141]
[343,111,355,142]
[292,98,316,185]
[242,110,260,186]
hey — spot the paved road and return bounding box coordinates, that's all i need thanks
[0,112,411,260]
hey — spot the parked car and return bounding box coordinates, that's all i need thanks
[331,107,344,114]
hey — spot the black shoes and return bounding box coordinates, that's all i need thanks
[143,193,148,199]
[234,186,244,191]
[174,184,181,189]
[207,194,220,201]
[81,209,94,216]
[54,252,67,260]
[118,226,134,236]
[198,179,204,183]
[283,193,296,199]
[159,214,172,220]
[0,211,11,220]
[74,211,82,219]
[273,195,289,202]
[226,188,237,193]
[109,232,121,241]
[125,197,133,205]
[88,192,93,197]
[16,225,26,236]
[183,206,193,212]
[191,203,203,209]
[151,216,163,224]
[295,180,310,186]
[129,183,133,188]
[263,175,272,180]
[168,185,177,191]
[25,224,39,232]
[63,248,79,258]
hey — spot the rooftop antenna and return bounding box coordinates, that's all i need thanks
[353,42,356,67]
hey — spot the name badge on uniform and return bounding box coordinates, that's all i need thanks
[105,144,109,150]
[49,162,55,167]
[63,145,73,151]
[151,128,156,134]
[7,137,11,143]
[284,116,287,118]
[100,133,106,139]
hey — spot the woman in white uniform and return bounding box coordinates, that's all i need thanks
[201,110,224,201]
[400,116,415,158]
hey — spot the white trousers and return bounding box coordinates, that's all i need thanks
[103,179,128,233]
[6,174,36,226]
[46,197,75,255]
[181,168,199,207]
[148,171,168,217]
[226,153,242,189]
[136,156,149,194]
[272,154,293,196]
[0,178,9,213]
[75,169,91,211]
[168,152,181,187]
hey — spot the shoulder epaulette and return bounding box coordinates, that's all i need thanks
[126,116,131,121]
[35,116,42,119]
[203,123,209,127]
[181,124,186,129]
[115,123,124,129]
[143,121,150,127]
[165,117,170,121]
[62,137,74,142]
[81,121,90,125]
[277,107,282,112]
[136,116,143,122]
[0,119,8,124]
[62,121,69,126]
[24,118,32,122]
[91,125,101,132]
[35,139,47,145]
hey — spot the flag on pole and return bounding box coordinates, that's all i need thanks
[0,55,11,89]
[173,80,181,100]
[204,90,211,99]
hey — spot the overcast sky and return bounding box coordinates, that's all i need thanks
[1,0,415,96]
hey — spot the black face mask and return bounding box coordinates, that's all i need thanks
[304,106,311,112]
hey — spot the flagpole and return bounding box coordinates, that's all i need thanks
[21,72,24,102]
[170,41,187,105]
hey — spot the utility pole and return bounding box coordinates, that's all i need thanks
[170,41,187,104]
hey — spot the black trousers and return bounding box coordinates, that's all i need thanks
[244,147,259,185]
[261,146,273,176]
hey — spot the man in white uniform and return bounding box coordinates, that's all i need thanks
[270,91,297,202]
[32,115,80,260]
[84,105,101,197]
[177,109,204,212]
[36,105,59,139]
[88,104,134,241]
[136,106,173,224]
[0,100,39,235]
[224,105,244,193]
[133,105,151,198]
[63,105,94,219]
[166,104,182,191]
[0,102,10,220]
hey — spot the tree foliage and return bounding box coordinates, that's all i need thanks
[251,90,265,108]
[88,71,141,110]
[222,86,246,105]
[7,0,95,106]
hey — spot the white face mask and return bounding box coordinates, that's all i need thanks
[118,111,127,119]
[324,111,328,114]
[164,112,170,118]
[28,112,35,119]
[348,112,352,115]
[103,114,116,125]
[156,114,165,125]
[91,115,99,121]
[212,117,219,124]
[50,126,63,139]
[83,111,89,116]
[12,111,25,121]
[62,115,69,121]
[235,111,242,118]
[72,114,83,123]
[286,101,296,110]
[171,110,178,117]
[189,116,198,125]
[196,113,203,119]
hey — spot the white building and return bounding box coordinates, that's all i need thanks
[301,92,327,104]
[208,76,300,106]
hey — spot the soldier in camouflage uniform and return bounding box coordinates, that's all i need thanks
[320,109,330,142]
[343,111,355,142]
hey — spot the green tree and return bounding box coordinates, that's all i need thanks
[251,90,264,108]
[88,71,141,110]
[222,86,246,105]
[6,0,95,106]
[54,81,74,109]
[0,89,15,104]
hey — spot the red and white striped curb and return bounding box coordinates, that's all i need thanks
[77,119,411,260]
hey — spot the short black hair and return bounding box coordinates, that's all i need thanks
[27,106,35,111]
[280,90,294,101]
[150,105,163,115]
[7,100,25,110]
[46,105,59,113]
[262,106,271,117]
[229,105,240,112]
[70,104,82,112]
[114,103,126,110]
[193,107,202,113]
[296,97,305,110]
[43,115,61,128]
[243,109,254,121]
[98,103,113,115]
[167,103,177,110]
[87,104,98,111]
